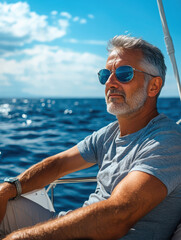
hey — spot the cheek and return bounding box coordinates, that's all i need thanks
[127,80,145,95]
[105,86,109,97]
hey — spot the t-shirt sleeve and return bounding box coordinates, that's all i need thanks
[129,131,181,195]
[77,124,110,164]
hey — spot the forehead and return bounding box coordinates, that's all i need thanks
[106,48,143,69]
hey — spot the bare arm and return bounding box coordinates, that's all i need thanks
[0,146,94,222]
[4,171,167,240]
[16,145,94,194]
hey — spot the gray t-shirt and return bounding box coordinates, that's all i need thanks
[77,114,181,239]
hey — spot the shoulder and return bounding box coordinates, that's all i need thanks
[131,115,181,194]
[134,114,181,164]
[77,121,119,163]
[143,114,181,143]
[152,113,181,130]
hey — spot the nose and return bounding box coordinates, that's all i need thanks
[105,72,120,88]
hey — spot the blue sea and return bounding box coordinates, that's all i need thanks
[0,97,181,213]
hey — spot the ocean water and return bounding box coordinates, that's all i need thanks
[0,97,181,213]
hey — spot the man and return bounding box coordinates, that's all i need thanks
[0,35,181,240]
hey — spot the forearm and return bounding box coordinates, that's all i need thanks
[4,199,129,240]
[4,146,92,199]
[1,155,61,201]
[17,154,62,194]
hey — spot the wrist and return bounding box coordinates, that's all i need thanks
[1,182,17,200]
[4,177,22,200]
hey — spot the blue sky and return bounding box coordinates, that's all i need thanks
[0,0,180,98]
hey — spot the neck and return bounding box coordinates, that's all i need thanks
[116,104,159,137]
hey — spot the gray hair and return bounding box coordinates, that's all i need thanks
[108,35,167,90]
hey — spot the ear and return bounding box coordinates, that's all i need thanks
[147,77,163,97]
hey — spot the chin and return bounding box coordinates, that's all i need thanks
[106,102,129,116]
[107,101,145,117]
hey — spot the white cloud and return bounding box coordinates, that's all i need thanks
[58,19,69,29]
[0,73,11,86]
[0,2,69,50]
[51,11,58,16]
[83,40,107,45]
[0,45,106,97]
[72,17,87,24]
[73,16,79,22]
[60,11,72,19]
[66,38,79,44]
[0,58,24,75]
[88,14,94,19]
[0,2,106,97]
[65,39,107,46]
[80,19,87,24]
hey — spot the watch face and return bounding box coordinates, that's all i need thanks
[4,177,18,183]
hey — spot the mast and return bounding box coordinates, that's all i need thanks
[157,0,181,101]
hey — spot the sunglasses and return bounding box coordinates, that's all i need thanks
[98,65,157,85]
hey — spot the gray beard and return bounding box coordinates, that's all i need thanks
[106,86,147,117]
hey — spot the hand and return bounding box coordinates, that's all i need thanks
[3,231,24,240]
[2,227,40,240]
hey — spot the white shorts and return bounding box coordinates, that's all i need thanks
[0,196,54,238]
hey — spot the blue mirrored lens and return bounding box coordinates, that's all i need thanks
[98,66,134,85]
[116,66,134,82]
[98,69,111,84]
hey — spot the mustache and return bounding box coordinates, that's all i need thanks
[106,89,126,99]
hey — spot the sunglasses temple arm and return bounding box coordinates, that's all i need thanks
[133,68,157,78]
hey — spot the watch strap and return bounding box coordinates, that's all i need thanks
[13,179,22,200]
[4,178,22,200]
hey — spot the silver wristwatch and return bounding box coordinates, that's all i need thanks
[4,177,22,200]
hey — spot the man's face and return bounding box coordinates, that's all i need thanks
[105,49,148,117]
